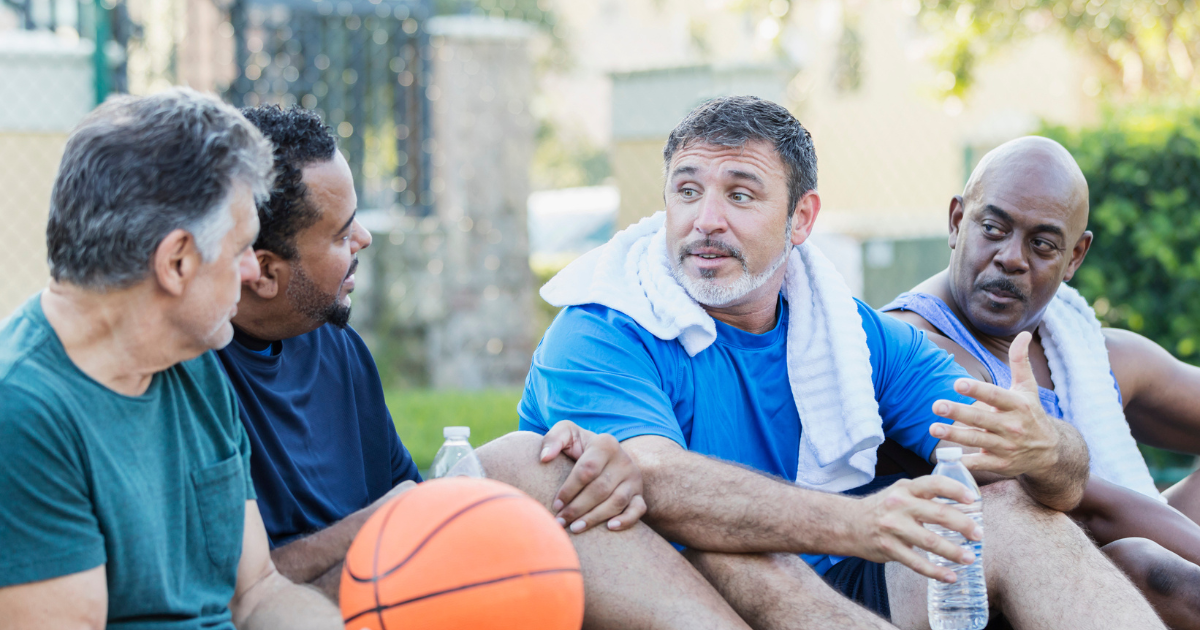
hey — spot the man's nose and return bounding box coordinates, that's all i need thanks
[239,248,261,283]
[993,236,1029,274]
[351,219,372,253]
[694,194,728,236]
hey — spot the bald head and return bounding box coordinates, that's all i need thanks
[945,136,1094,337]
[964,136,1090,240]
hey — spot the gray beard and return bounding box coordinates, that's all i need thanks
[670,243,791,307]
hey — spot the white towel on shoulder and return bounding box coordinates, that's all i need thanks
[1040,284,1164,501]
[540,211,883,492]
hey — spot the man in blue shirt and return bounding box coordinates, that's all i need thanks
[520,96,1165,629]
[218,106,655,615]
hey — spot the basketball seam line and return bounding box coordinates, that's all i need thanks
[371,492,409,630]
[347,492,523,584]
[342,568,583,624]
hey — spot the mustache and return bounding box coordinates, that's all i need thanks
[677,238,746,264]
[976,277,1027,302]
[344,258,358,281]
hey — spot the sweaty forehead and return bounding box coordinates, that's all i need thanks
[669,139,783,180]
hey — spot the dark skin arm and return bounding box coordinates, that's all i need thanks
[1071,476,1200,566]
[1105,327,1200,454]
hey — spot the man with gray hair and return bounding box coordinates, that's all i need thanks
[0,88,342,629]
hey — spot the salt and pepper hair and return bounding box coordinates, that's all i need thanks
[662,95,818,217]
[46,87,275,290]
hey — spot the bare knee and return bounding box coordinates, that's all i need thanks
[476,431,572,508]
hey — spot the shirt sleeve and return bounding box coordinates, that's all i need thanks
[0,389,107,587]
[861,302,974,462]
[387,409,423,484]
[518,305,687,448]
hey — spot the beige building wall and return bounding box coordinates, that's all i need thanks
[0,31,95,317]
[0,132,65,314]
[612,139,665,228]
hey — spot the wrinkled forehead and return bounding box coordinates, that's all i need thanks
[667,139,784,183]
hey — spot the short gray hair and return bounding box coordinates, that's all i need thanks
[46,87,274,289]
[663,96,817,217]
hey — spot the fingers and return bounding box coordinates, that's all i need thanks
[562,480,642,534]
[541,420,586,462]
[905,475,978,505]
[1007,331,1038,393]
[551,446,606,515]
[942,379,1026,413]
[887,544,958,584]
[961,452,1015,475]
[607,494,647,531]
[929,422,1007,453]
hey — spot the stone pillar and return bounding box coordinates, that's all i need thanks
[423,16,536,389]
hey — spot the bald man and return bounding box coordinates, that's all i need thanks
[884,136,1200,627]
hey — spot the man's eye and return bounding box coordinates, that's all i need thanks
[982,223,1001,235]
[731,193,750,202]
[1032,239,1056,252]
[680,188,696,198]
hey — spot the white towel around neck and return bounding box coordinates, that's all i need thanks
[1040,284,1164,501]
[540,211,884,492]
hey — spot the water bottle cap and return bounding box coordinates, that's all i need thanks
[443,426,470,439]
[936,446,963,461]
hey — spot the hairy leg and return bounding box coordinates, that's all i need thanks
[886,480,1165,630]
[1104,538,1200,630]
[1163,471,1200,525]
[477,431,752,630]
[684,551,896,630]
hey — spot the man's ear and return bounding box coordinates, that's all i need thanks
[153,229,201,297]
[244,249,288,300]
[1062,230,1093,283]
[790,190,822,246]
[948,196,966,251]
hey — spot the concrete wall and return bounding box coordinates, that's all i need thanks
[357,16,536,389]
[0,31,94,316]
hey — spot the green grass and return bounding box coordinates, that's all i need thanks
[385,388,524,470]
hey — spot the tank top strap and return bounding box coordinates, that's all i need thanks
[881,292,1012,388]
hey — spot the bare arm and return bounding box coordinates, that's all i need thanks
[229,501,342,630]
[624,434,983,583]
[1071,476,1200,566]
[1106,327,1200,454]
[0,566,107,630]
[930,331,1090,511]
[271,481,416,599]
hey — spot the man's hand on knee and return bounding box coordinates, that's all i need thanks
[849,476,983,583]
[539,421,647,534]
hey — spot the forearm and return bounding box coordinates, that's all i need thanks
[631,440,854,555]
[235,570,342,630]
[1071,477,1200,566]
[271,510,371,585]
[1017,422,1089,512]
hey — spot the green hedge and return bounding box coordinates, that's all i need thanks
[1043,108,1200,362]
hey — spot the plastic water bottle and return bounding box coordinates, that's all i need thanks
[430,426,486,479]
[926,446,987,630]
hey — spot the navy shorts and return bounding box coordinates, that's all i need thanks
[823,557,890,620]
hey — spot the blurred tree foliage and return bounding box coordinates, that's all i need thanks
[916,0,1200,98]
[1041,106,1200,363]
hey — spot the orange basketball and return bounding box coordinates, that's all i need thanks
[340,477,584,630]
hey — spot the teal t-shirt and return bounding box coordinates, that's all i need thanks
[0,294,255,630]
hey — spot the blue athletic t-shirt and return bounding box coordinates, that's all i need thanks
[217,324,420,548]
[518,296,972,573]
